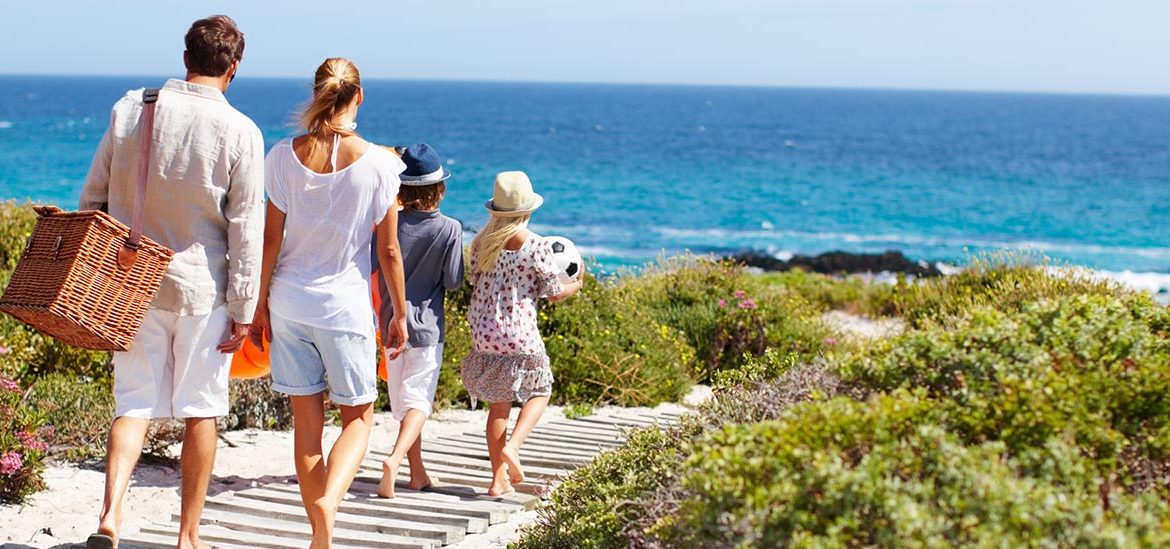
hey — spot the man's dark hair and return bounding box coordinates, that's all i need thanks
[184,15,245,78]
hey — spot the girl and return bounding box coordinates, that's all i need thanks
[250,58,408,548]
[462,171,583,496]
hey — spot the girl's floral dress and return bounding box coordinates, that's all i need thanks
[460,235,563,403]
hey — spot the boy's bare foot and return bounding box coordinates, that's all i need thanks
[308,497,336,549]
[501,444,525,484]
[407,472,433,491]
[377,456,402,498]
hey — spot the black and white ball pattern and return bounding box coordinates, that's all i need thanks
[546,236,583,282]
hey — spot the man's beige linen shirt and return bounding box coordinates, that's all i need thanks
[80,79,265,323]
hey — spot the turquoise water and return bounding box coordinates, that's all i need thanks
[1,75,1168,276]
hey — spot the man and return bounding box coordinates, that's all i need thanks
[79,15,264,549]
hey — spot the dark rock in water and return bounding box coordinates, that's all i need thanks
[733,250,943,277]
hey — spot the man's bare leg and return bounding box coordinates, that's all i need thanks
[176,417,218,549]
[96,416,151,544]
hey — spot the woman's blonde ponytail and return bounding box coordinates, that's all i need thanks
[300,58,361,152]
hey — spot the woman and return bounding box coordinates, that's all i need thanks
[250,57,408,548]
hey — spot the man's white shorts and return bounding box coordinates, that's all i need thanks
[386,344,443,422]
[113,306,233,420]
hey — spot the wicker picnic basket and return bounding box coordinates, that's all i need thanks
[0,88,174,351]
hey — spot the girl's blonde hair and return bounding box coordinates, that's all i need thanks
[300,58,361,154]
[472,214,531,272]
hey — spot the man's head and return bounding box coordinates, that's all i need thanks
[183,15,245,82]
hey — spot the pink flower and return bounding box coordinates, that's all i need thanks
[0,452,23,476]
[738,299,757,310]
[733,290,746,299]
[824,337,839,346]
[16,431,46,452]
[0,345,9,356]
[717,299,727,308]
[0,378,18,392]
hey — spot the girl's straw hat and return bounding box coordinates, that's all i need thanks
[485,171,543,217]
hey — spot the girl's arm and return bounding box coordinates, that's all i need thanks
[248,200,286,347]
[376,205,409,360]
[547,273,584,303]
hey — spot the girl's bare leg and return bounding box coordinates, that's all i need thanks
[486,401,513,495]
[501,396,549,484]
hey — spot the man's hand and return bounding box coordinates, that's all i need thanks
[218,319,251,354]
[384,314,408,361]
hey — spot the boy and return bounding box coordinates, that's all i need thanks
[375,143,464,497]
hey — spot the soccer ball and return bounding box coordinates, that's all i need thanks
[546,236,583,282]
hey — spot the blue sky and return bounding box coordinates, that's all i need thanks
[2,0,1168,94]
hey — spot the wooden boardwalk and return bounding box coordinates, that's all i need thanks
[120,409,680,548]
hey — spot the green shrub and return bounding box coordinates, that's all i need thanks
[843,293,1170,483]
[0,374,50,503]
[516,418,702,549]
[619,257,828,383]
[29,373,114,460]
[888,254,1123,329]
[227,378,292,430]
[756,269,898,317]
[541,274,693,406]
[650,398,1170,547]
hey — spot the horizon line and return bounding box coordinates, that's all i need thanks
[2,71,1169,100]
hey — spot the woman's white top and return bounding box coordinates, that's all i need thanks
[264,137,405,333]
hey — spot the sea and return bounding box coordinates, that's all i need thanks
[1,75,1168,295]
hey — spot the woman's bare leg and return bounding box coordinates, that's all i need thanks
[308,402,373,549]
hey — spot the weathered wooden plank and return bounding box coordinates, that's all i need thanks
[234,487,489,533]
[411,439,591,469]
[141,522,372,549]
[544,420,630,436]
[203,494,464,544]
[519,430,623,449]
[434,435,600,460]
[355,469,550,498]
[266,481,517,524]
[367,449,570,481]
[194,507,439,549]
[347,476,538,509]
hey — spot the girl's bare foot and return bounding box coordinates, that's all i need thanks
[487,479,514,496]
[501,444,525,484]
[377,457,402,498]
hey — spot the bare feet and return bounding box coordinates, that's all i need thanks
[487,479,515,497]
[501,444,525,484]
[308,497,336,549]
[407,472,433,491]
[377,456,402,498]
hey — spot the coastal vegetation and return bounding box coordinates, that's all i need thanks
[517,259,1170,547]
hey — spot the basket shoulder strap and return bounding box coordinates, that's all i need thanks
[128,88,159,249]
[117,88,159,270]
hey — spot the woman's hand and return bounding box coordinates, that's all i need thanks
[384,313,409,360]
[248,301,271,348]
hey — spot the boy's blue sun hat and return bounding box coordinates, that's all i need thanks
[398,143,452,186]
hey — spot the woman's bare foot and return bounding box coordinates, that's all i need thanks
[501,444,525,484]
[308,497,336,549]
[377,456,402,498]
